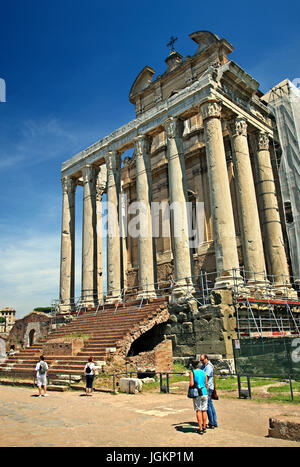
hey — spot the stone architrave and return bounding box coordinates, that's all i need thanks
[81,164,97,305]
[164,116,194,301]
[105,151,122,303]
[96,165,107,304]
[200,100,242,288]
[255,131,290,285]
[59,176,76,311]
[228,116,267,284]
[134,134,156,298]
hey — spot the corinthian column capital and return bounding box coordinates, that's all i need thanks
[61,176,77,194]
[200,100,222,121]
[105,150,120,172]
[257,131,270,151]
[81,164,97,184]
[227,116,248,138]
[134,134,151,159]
[164,116,183,140]
[96,165,107,201]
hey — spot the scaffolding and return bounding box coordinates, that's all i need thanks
[234,296,300,339]
[263,79,300,282]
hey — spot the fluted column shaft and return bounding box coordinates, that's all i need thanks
[135,135,156,297]
[59,176,76,310]
[106,151,122,302]
[229,116,267,283]
[82,164,97,304]
[165,117,194,297]
[200,100,241,287]
[255,131,290,284]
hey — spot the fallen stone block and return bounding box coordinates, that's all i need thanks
[269,417,300,442]
[119,377,142,394]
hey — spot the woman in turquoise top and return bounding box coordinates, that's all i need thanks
[189,360,209,434]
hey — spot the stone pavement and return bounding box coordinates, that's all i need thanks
[0,385,299,447]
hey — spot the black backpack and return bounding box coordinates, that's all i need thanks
[86,364,91,374]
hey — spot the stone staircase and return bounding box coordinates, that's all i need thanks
[0,298,168,381]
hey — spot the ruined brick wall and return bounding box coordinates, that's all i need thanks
[8,312,51,349]
[127,339,173,373]
[43,337,84,356]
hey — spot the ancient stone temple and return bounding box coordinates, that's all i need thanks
[58,30,299,361]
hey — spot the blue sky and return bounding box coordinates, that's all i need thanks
[1,0,300,319]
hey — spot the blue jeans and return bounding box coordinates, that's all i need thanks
[207,389,218,427]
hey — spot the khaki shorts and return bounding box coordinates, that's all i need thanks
[193,395,208,412]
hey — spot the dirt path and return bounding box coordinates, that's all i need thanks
[1,385,300,447]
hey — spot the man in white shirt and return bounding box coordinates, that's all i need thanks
[200,354,218,428]
[35,356,49,397]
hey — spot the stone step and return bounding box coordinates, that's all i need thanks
[47,385,69,392]
[2,300,168,378]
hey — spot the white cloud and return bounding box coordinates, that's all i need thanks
[0,231,60,318]
[0,116,102,172]
[0,224,89,320]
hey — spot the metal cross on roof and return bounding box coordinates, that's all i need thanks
[167,36,178,52]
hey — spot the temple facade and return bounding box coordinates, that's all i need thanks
[59,30,295,311]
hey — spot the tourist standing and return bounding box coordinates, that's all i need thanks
[200,354,218,428]
[35,355,49,397]
[189,360,209,435]
[84,356,95,396]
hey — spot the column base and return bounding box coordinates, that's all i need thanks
[58,304,73,314]
[58,300,75,314]
[137,289,157,300]
[105,293,122,305]
[214,272,244,290]
[272,284,298,300]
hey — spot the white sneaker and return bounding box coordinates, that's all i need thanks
[43,394,49,397]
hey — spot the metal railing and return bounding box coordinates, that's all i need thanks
[52,268,300,320]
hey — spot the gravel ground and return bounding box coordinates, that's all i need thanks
[0,385,300,448]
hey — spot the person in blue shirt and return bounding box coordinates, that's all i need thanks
[189,360,209,434]
[200,354,218,428]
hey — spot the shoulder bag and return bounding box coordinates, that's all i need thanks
[187,370,203,398]
[211,367,219,400]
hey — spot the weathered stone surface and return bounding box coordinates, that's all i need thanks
[269,417,300,442]
[119,377,142,394]
[43,337,84,356]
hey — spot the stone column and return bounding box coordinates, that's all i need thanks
[96,165,107,304]
[134,135,156,298]
[255,131,290,285]
[228,116,267,284]
[59,176,76,311]
[164,116,194,301]
[81,164,97,305]
[200,99,241,288]
[106,150,122,303]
